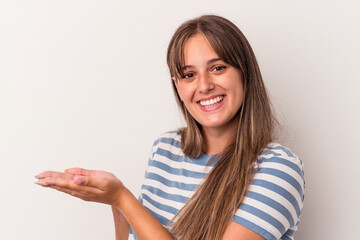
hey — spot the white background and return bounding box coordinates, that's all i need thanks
[0,0,359,239]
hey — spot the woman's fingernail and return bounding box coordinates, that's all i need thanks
[35,181,48,186]
[73,178,83,185]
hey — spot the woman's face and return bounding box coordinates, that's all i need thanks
[173,34,244,133]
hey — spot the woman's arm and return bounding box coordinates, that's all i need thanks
[112,206,130,240]
[114,187,174,240]
[35,168,174,240]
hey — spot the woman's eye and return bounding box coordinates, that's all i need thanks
[213,66,226,72]
[182,73,194,79]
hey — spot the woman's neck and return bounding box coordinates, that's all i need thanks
[201,118,239,156]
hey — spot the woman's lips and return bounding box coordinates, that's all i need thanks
[197,95,226,112]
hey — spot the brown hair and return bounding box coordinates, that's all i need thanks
[167,15,276,240]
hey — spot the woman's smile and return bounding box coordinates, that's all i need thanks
[197,95,225,112]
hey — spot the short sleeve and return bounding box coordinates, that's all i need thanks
[233,144,305,240]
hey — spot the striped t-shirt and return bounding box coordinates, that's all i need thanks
[129,131,305,240]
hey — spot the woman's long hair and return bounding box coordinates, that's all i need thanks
[167,15,276,240]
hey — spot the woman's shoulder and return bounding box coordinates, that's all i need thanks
[156,129,182,140]
[233,143,305,239]
[149,129,183,157]
[254,142,305,201]
[152,129,182,146]
[257,143,304,172]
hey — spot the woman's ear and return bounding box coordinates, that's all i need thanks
[172,76,178,88]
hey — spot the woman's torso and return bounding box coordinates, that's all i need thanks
[129,131,305,240]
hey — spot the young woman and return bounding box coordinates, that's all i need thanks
[36,15,305,240]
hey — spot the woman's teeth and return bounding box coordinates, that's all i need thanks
[199,96,224,108]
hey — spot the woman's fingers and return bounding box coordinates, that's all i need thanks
[36,174,107,191]
[35,171,73,187]
[36,170,71,180]
[35,169,124,205]
[65,168,92,176]
[36,176,104,198]
[72,175,111,191]
[66,168,116,179]
[35,175,69,187]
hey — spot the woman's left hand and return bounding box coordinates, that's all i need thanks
[35,168,125,206]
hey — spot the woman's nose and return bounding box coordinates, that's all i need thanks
[197,73,215,93]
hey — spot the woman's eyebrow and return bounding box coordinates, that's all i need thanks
[207,57,223,65]
[182,58,223,71]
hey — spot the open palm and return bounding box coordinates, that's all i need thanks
[36,168,125,205]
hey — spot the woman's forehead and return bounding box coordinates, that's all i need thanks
[182,34,220,64]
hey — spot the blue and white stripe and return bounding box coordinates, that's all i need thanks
[129,131,305,240]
